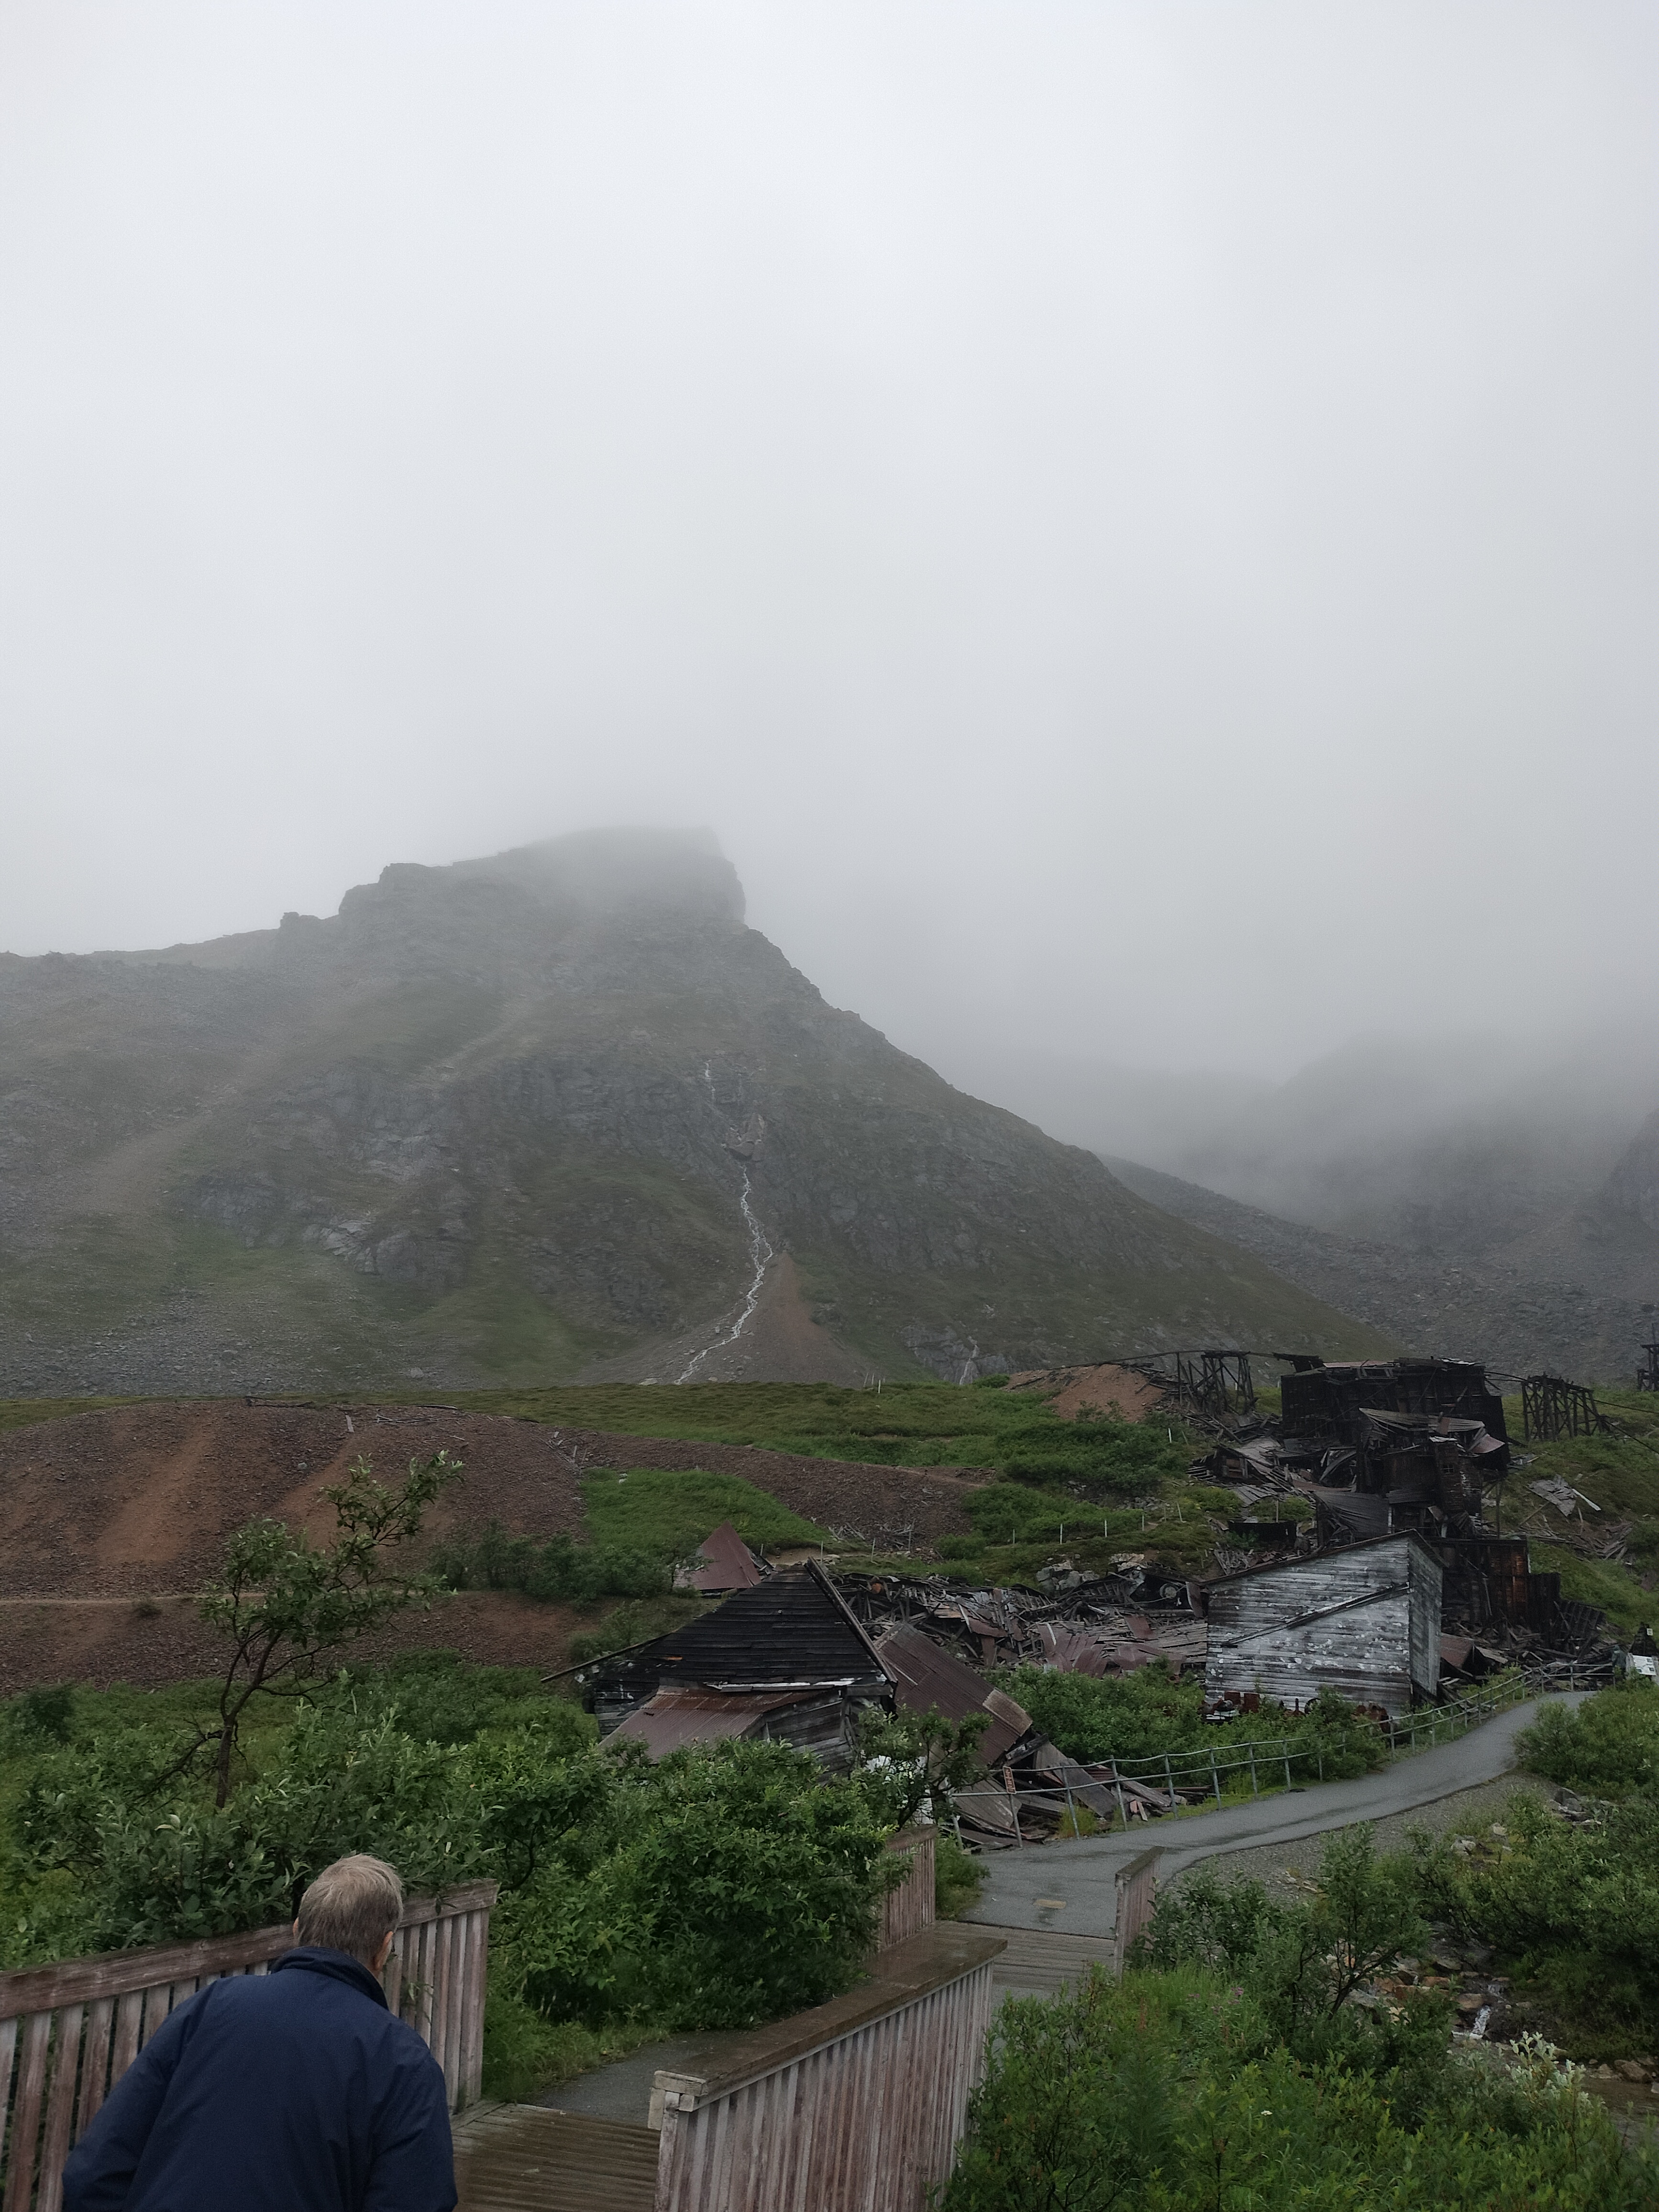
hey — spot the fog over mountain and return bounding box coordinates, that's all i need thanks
[1,2,1654,1084]
[932,1036,1659,1382]
[0,833,1386,1396]
[0,5,1653,1387]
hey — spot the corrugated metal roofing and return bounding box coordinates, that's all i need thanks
[675,1520,765,1594]
[876,1624,1033,1766]
[611,1685,817,1755]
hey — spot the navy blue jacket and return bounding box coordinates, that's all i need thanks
[61,1947,455,2212]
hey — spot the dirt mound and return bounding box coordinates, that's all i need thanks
[1005,1362,1168,1421]
[0,1399,981,1602]
[0,1589,587,1698]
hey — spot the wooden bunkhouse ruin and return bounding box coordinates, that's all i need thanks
[1203,1531,1443,1717]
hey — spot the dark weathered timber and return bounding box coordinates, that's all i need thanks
[878,1827,936,1953]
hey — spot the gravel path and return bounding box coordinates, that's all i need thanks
[966,1697,1580,1937]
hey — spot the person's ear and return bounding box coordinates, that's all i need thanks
[375,1931,395,1974]
[292,1920,300,1940]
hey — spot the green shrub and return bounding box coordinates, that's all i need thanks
[493,1736,893,2031]
[1002,1665,1382,1780]
[431,1520,669,1604]
[1518,1680,1659,1799]
[941,1964,1655,2211]
[3,1671,898,2067]
[6,1684,77,1744]
[1410,1789,1659,2051]
[934,1832,986,1919]
[1138,1828,1436,2079]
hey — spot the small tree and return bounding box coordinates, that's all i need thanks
[855,1704,991,1829]
[196,1451,464,1804]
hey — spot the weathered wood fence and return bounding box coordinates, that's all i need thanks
[0,1881,496,2212]
[1111,1849,1160,1976]
[651,1923,1004,2212]
[877,1825,936,1952]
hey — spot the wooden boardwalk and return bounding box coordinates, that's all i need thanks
[453,2102,658,2212]
[448,1927,1095,2211]
[990,1926,1118,1999]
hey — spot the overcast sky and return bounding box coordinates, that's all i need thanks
[2,1,1654,1079]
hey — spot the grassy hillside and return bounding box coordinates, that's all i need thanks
[1497,1389,1659,1636]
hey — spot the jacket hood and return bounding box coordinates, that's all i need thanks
[271,1946,390,2010]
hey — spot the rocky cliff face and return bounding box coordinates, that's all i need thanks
[0,832,1383,1394]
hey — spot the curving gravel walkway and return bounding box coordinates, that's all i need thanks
[963,1695,1582,1938]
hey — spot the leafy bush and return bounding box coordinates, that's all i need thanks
[4,1669,896,2067]
[1518,1680,1659,1799]
[1002,1664,1383,1780]
[6,1683,77,1743]
[934,1832,986,1919]
[431,1520,669,1604]
[1410,1790,1659,2052]
[1137,1828,1439,2084]
[941,1965,1652,2212]
[487,1736,894,2031]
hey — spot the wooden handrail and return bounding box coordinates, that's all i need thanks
[0,1882,498,2022]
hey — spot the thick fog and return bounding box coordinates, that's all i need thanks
[2,2,1655,1109]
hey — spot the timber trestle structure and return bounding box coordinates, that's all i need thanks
[0,1880,496,2212]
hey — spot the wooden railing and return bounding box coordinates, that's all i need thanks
[878,1824,936,1951]
[0,1881,496,2212]
[1112,1849,1160,1975]
[650,1923,1004,2212]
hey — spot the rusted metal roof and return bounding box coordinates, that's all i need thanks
[876,1623,1033,1765]
[674,1520,764,1593]
[610,1684,818,1755]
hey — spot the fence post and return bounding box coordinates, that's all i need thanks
[1207,1747,1222,1804]
[1114,1777,1128,1828]
[1248,1746,1259,1797]
[1282,1740,1293,1789]
[1161,1754,1176,1810]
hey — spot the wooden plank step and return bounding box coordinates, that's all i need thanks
[989,1928,1119,1997]
[454,2102,658,2212]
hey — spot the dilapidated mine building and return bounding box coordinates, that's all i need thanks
[1203,1531,1444,1716]
[587,1560,891,1771]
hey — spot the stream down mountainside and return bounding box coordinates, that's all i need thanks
[0,830,1386,1392]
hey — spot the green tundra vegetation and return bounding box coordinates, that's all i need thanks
[0,1656,916,2098]
[999,1664,1385,1780]
[430,1376,1196,1482]
[951,1924,1653,2209]
[944,1685,1659,2206]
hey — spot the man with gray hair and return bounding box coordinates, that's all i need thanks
[63,1854,455,2212]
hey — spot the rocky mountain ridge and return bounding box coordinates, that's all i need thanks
[0,832,1384,1394]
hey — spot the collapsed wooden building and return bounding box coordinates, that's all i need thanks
[586,1560,892,1771]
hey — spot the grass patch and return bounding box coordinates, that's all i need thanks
[482,1988,673,2101]
[579,1467,832,1558]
